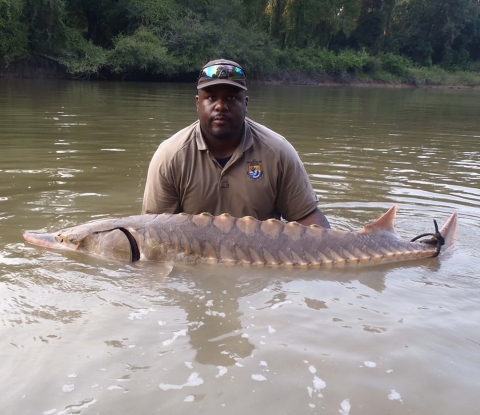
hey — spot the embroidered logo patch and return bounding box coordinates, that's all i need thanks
[247,160,263,179]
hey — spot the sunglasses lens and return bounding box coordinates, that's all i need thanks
[200,65,245,80]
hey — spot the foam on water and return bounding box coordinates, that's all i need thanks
[162,329,188,346]
[159,372,204,391]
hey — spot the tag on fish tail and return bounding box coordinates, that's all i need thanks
[360,205,398,234]
[410,219,445,257]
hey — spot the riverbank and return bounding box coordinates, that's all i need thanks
[258,67,480,89]
[2,58,480,90]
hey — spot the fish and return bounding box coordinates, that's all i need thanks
[23,205,457,268]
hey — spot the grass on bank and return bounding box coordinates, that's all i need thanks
[3,45,480,88]
[270,49,480,87]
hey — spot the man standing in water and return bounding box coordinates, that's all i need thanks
[142,59,330,228]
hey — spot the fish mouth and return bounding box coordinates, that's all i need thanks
[23,231,62,249]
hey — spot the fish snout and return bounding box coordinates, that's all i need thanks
[23,231,67,249]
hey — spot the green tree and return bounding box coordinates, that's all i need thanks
[265,0,360,49]
[0,0,29,62]
[392,0,480,66]
[65,0,120,47]
[349,0,396,55]
[23,0,68,53]
[108,25,177,76]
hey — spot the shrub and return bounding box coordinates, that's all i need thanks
[108,26,178,75]
[58,28,107,77]
[363,56,382,74]
[380,53,411,77]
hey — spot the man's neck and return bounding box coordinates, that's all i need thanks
[201,128,243,159]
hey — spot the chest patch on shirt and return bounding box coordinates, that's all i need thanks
[247,160,263,180]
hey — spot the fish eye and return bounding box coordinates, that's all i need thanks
[55,234,64,243]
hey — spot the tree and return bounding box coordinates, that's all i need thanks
[349,0,396,55]
[265,0,360,49]
[392,0,480,66]
[0,0,29,62]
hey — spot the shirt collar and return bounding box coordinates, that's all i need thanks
[195,119,254,153]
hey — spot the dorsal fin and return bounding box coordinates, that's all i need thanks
[360,205,399,235]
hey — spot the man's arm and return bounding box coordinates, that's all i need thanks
[142,147,180,214]
[296,207,330,228]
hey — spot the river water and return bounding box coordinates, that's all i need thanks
[1,80,479,415]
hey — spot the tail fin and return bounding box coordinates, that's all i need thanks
[439,212,458,251]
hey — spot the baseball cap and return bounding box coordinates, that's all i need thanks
[197,59,247,90]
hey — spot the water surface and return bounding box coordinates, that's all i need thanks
[1,80,479,415]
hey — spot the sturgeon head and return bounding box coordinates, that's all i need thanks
[23,215,156,262]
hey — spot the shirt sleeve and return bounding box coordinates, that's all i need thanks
[275,141,318,222]
[141,144,181,214]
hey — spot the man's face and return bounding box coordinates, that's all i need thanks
[196,84,248,141]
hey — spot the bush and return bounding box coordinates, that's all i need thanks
[363,56,382,74]
[58,28,107,77]
[380,53,411,77]
[276,47,371,76]
[108,26,178,75]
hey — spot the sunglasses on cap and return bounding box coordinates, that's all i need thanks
[198,64,246,81]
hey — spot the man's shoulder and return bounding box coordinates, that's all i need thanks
[246,118,286,143]
[246,118,296,155]
[158,120,199,154]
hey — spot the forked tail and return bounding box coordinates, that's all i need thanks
[439,212,458,250]
[410,212,457,256]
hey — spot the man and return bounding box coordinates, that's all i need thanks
[142,59,330,228]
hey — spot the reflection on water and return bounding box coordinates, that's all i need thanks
[1,80,480,414]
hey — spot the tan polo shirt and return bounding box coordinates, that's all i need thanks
[142,118,318,221]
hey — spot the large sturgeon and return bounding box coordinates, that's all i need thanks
[23,205,457,267]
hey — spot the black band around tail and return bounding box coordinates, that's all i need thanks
[410,219,445,257]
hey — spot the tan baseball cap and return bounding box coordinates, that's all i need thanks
[197,59,247,90]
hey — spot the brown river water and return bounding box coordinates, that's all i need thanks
[1,80,480,414]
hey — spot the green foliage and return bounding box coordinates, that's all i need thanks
[108,26,177,75]
[335,49,369,74]
[58,27,107,76]
[268,0,360,48]
[121,0,182,30]
[65,0,119,46]
[274,47,370,76]
[1,0,479,83]
[362,55,382,74]
[156,1,277,76]
[379,53,411,77]
[0,0,29,63]
[24,0,68,51]
[392,0,480,66]
[403,65,480,87]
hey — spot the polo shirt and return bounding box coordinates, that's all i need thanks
[142,118,318,221]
